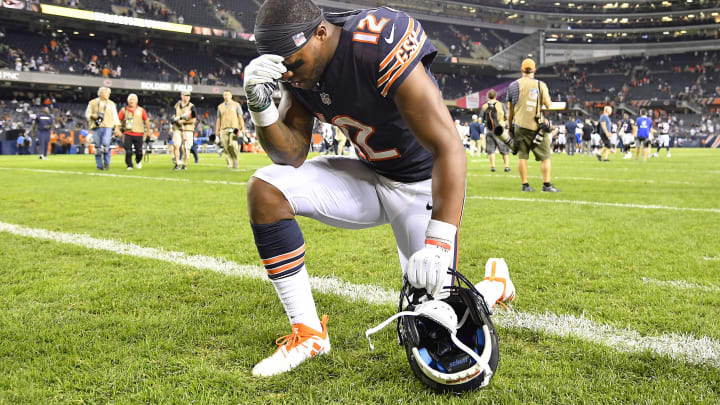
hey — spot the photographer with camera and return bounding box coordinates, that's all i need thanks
[481,90,510,173]
[118,94,152,170]
[506,59,559,192]
[215,90,246,169]
[85,87,121,170]
[170,91,197,170]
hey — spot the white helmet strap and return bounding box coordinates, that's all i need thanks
[365,301,493,387]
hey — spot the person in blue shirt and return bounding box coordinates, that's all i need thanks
[633,108,654,162]
[564,118,577,156]
[598,106,613,162]
[16,133,25,155]
[32,107,54,160]
[468,114,484,157]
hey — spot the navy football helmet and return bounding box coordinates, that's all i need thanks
[366,270,499,393]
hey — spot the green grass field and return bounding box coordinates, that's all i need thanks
[0,149,719,404]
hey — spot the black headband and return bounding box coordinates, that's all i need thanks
[254,12,323,58]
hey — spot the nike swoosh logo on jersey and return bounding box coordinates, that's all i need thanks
[426,202,433,211]
[384,24,395,44]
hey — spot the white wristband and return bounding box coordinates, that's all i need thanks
[250,103,279,128]
[425,219,457,249]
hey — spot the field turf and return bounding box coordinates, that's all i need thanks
[0,149,718,404]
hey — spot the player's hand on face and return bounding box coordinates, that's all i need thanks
[243,54,287,112]
[406,244,454,299]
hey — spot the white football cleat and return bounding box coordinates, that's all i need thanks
[666,152,671,158]
[483,258,515,309]
[136,162,142,169]
[252,315,330,377]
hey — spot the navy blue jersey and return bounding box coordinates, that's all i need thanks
[35,114,54,132]
[286,7,437,182]
[619,119,633,134]
[469,121,482,140]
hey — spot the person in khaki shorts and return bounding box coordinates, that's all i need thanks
[481,90,510,172]
[506,59,560,192]
[216,90,246,169]
[171,91,197,170]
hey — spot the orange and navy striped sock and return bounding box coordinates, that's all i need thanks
[252,219,307,281]
[251,219,321,330]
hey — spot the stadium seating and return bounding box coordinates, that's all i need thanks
[0,29,249,85]
[209,0,260,32]
[161,0,223,27]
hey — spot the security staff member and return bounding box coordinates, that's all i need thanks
[118,94,152,170]
[32,106,54,160]
[215,90,246,169]
[85,87,122,170]
[507,59,559,192]
[171,91,197,170]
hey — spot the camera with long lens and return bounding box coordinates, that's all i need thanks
[534,116,552,145]
[170,114,182,130]
[537,116,552,132]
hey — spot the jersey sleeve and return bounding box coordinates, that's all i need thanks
[506,81,519,105]
[368,9,437,98]
[118,108,125,121]
[142,108,148,120]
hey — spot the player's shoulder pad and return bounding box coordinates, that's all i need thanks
[345,7,430,97]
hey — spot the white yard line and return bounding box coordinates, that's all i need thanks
[0,167,246,186]
[4,168,713,214]
[469,173,697,186]
[201,180,248,186]
[642,277,719,293]
[0,220,718,369]
[0,167,189,182]
[703,256,720,261]
[468,195,720,214]
[41,156,264,169]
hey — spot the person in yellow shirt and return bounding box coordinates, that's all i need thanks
[215,90,246,169]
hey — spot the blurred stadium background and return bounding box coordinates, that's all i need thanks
[1,0,720,153]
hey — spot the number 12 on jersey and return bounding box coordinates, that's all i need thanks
[316,113,401,161]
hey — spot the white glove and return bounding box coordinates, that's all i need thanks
[406,219,457,299]
[243,54,286,127]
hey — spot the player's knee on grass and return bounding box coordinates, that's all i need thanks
[247,176,294,224]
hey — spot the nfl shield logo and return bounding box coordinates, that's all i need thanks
[529,88,539,100]
[320,92,332,105]
[292,32,307,48]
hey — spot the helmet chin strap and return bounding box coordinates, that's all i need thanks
[365,302,493,386]
[365,310,417,350]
